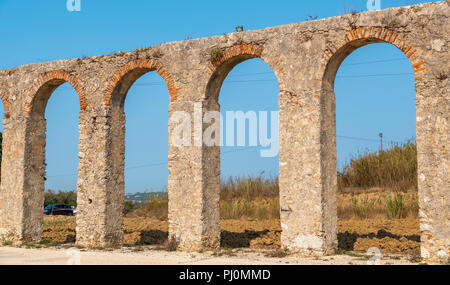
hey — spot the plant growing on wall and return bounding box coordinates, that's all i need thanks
[210,47,224,61]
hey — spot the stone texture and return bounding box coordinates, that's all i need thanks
[0,1,448,263]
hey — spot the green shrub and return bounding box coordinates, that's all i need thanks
[351,195,377,219]
[210,48,224,61]
[384,192,406,219]
[124,201,138,214]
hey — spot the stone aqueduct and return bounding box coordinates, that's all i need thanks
[0,2,448,263]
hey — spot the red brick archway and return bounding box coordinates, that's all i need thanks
[205,44,278,101]
[208,44,264,72]
[24,70,87,116]
[104,59,179,109]
[318,27,426,257]
[323,27,426,81]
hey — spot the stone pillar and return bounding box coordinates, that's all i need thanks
[319,81,339,255]
[76,110,124,248]
[278,89,337,256]
[0,114,46,244]
[0,116,28,244]
[416,78,449,264]
[168,99,220,251]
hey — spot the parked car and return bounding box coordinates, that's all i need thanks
[44,204,75,216]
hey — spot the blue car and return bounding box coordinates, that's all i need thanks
[44,204,75,216]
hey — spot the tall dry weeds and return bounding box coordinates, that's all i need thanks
[338,141,417,193]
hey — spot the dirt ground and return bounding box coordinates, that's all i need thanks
[42,216,420,255]
[0,246,417,265]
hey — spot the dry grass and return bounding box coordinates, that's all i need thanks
[338,191,418,220]
[127,187,418,221]
[220,176,278,201]
[126,176,281,220]
[338,142,417,192]
[220,197,280,220]
[127,143,419,221]
[220,176,279,219]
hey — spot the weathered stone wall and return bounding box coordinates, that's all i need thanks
[0,1,447,263]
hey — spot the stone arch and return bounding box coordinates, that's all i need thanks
[322,27,425,87]
[208,44,265,71]
[206,44,279,101]
[200,43,281,250]
[19,70,85,243]
[24,70,87,116]
[86,59,176,247]
[104,59,179,110]
[318,27,424,255]
[0,93,10,118]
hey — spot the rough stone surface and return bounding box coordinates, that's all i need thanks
[0,1,448,263]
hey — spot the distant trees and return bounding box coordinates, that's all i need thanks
[44,190,77,207]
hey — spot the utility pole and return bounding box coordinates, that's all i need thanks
[379,132,383,151]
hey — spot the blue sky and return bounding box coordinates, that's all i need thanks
[0,0,432,193]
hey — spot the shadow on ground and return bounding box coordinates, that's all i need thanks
[338,229,420,251]
[221,230,270,248]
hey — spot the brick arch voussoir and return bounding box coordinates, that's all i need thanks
[205,43,287,100]
[104,59,179,109]
[208,44,265,72]
[0,92,11,118]
[322,27,426,82]
[24,70,88,116]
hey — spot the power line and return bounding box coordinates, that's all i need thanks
[125,71,414,87]
[47,162,168,177]
[125,162,168,170]
[46,172,78,178]
[221,58,409,78]
[53,57,413,91]
[55,72,415,90]
[337,135,379,142]
[225,58,410,77]
[46,146,259,177]
[341,58,408,66]
[55,57,414,90]
[133,82,165,86]
[336,72,413,78]
[228,71,275,78]
[221,147,256,155]
[120,147,257,170]
[337,135,415,145]
[47,135,414,178]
